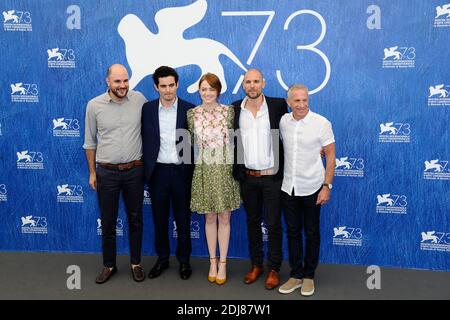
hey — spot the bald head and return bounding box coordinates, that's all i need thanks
[243,68,265,100]
[106,64,129,101]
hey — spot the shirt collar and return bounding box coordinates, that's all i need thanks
[240,95,268,114]
[159,97,178,111]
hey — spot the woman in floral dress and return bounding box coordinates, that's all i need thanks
[187,73,241,285]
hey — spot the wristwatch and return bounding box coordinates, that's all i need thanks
[323,183,333,190]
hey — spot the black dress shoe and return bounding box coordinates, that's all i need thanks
[95,266,118,284]
[148,262,169,279]
[179,263,192,280]
[131,265,145,282]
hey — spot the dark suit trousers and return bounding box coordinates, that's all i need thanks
[96,165,144,268]
[282,188,321,279]
[240,175,283,271]
[149,163,192,264]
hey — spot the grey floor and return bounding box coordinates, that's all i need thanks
[0,251,449,300]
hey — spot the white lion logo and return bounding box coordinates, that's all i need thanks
[47,48,64,61]
[57,184,72,196]
[3,10,19,23]
[52,118,69,130]
[11,83,26,95]
[333,226,350,238]
[429,85,448,98]
[336,157,351,169]
[435,4,450,18]
[379,122,397,135]
[21,216,36,227]
[424,160,444,172]
[383,46,401,60]
[421,231,439,243]
[376,194,394,206]
[118,0,247,93]
[16,151,32,162]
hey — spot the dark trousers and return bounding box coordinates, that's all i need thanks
[96,165,144,268]
[282,188,322,279]
[240,175,283,271]
[149,163,192,265]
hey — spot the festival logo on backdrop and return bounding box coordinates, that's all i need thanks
[0,184,7,202]
[57,184,84,203]
[376,193,407,214]
[16,150,44,170]
[423,159,450,180]
[97,218,124,237]
[334,156,365,178]
[332,226,363,246]
[434,3,450,27]
[52,118,80,137]
[382,46,415,68]
[47,48,76,69]
[21,215,47,234]
[3,9,32,31]
[378,122,411,143]
[10,83,39,103]
[428,84,450,106]
[420,231,450,252]
[118,0,331,95]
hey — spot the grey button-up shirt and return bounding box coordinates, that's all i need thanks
[83,90,147,164]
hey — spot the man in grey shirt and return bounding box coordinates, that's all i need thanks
[83,64,147,284]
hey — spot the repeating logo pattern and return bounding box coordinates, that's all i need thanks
[434,3,450,27]
[47,48,76,68]
[21,215,47,234]
[332,226,363,246]
[3,10,32,31]
[10,83,39,103]
[335,156,364,177]
[420,231,450,252]
[16,150,44,169]
[143,186,151,205]
[57,184,84,203]
[378,122,411,143]
[382,46,415,68]
[428,84,450,106]
[0,184,7,202]
[423,159,450,180]
[52,118,80,137]
[376,193,407,214]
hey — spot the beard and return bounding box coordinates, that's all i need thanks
[110,87,128,99]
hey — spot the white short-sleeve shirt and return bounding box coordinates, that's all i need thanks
[280,110,335,196]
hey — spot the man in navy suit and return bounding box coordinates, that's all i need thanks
[141,66,195,280]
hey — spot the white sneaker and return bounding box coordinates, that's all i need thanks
[300,278,315,296]
[278,278,303,294]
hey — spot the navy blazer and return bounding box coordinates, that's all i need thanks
[141,98,195,183]
[232,96,288,182]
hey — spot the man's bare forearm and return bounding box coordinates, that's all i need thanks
[85,149,96,174]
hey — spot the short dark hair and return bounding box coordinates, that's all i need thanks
[152,66,179,86]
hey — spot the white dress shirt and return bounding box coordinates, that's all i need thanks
[280,110,335,196]
[157,98,179,164]
[239,96,274,170]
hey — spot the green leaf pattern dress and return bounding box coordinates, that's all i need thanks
[187,104,241,214]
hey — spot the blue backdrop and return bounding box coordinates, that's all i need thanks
[1,0,449,271]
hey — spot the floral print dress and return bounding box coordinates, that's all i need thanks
[187,104,241,214]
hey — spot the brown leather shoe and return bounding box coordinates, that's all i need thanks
[244,265,263,284]
[131,265,145,282]
[95,266,117,284]
[265,269,280,290]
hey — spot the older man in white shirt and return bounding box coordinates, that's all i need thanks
[278,84,335,297]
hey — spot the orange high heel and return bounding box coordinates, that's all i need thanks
[215,260,227,285]
[208,257,218,283]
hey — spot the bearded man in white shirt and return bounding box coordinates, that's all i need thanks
[278,84,336,297]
